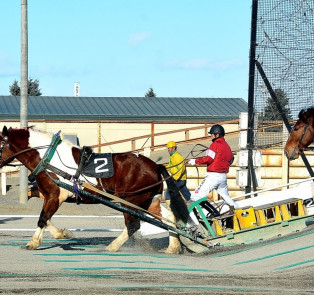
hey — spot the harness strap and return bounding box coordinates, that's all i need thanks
[74,146,93,180]
[28,131,62,182]
[45,163,72,181]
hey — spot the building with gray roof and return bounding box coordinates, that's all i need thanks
[0,96,247,122]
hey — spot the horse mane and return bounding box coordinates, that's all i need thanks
[27,127,79,148]
[28,126,55,137]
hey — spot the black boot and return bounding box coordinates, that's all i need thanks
[200,201,220,218]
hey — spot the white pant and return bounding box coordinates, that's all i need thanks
[191,172,239,208]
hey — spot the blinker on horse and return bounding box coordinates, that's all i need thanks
[0,126,189,254]
[284,106,314,160]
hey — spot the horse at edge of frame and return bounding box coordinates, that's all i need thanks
[284,106,314,160]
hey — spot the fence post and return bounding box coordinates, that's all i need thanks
[97,122,101,153]
[185,130,189,140]
[151,123,155,151]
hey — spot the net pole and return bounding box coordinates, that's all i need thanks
[246,0,259,195]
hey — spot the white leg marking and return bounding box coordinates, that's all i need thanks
[161,204,181,254]
[106,227,129,252]
[47,220,73,239]
[26,227,45,250]
[58,187,72,203]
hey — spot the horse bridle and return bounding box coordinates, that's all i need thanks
[293,120,314,154]
[297,122,309,150]
[0,134,39,168]
[0,135,7,160]
[0,135,10,167]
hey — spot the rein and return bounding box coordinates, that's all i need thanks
[0,134,50,168]
[99,172,173,197]
[302,146,314,151]
[87,144,207,197]
[0,145,48,168]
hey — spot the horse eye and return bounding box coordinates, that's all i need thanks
[293,128,298,132]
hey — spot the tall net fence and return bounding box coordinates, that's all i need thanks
[253,0,314,149]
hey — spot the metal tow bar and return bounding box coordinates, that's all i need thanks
[54,179,212,251]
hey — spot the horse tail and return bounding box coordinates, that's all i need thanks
[157,164,189,223]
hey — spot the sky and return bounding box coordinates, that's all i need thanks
[0,1,252,100]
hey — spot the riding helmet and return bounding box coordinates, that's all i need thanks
[208,124,225,136]
[167,141,176,148]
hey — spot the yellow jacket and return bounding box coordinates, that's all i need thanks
[166,150,187,181]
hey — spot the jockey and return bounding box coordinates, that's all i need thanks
[188,124,239,214]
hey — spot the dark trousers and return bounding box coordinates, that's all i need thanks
[165,180,191,201]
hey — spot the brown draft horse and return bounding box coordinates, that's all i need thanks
[284,106,314,160]
[0,126,189,254]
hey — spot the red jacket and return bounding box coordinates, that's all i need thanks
[195,137,234,173]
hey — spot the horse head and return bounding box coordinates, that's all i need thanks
[0,126,14,168]
[0,126,35,168]
[284,107,314,160]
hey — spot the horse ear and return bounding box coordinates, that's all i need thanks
[2,126,9,136]
[298,109,307,122]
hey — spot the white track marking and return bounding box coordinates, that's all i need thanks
[0,215,163,236]
[0,215,123,218]
[0,228,122,232]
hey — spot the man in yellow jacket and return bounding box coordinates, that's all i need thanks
[165,141,191,202]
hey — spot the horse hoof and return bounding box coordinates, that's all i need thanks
[25,243,39,250]
[62,229,74,239]
[55,229,73,240]
[165,246,181,254]
[105,245,118,252]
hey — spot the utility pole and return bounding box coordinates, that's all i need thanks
[20,0,28,203]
